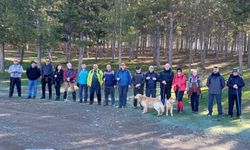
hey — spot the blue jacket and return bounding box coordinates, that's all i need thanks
[145,71,158,89]
[103,70,116,87]
[227,74,245,95]
[77,69,89,85]
[115,69,132,86]
[206,73,225,95]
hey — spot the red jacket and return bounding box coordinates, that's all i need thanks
[172,73,186,92]
[64,69,77,83]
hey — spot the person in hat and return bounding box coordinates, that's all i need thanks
[159,63,174,104]
[115,63,132,108]
[145,65,158,98]
[63,63,77,101]
[226,68,245,119]
[53,64,64,101]
[26,61,41,99]
[132,65,145,108]
[206,66,225,117]
[40,58,54,99]
[103,64,116,106]
[172,67,186,112]
[8,58,23,98]
[187,69,202,113]
[87,64,103,105]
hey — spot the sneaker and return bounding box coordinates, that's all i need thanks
[207,113,212,117]
[32,96,36,99]
[79,99,83,103]
[84,100,88,103]
[27,96,31,99]
[55,97,60,101]
[116,106,122,108]
[41,96,45,99]
[228,115,233,118]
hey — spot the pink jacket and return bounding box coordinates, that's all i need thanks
[172,73,186,92]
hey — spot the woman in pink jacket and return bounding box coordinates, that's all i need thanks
[172,68,186,112]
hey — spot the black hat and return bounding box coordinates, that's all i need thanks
[31,61,37,64]
[135,65,141,70]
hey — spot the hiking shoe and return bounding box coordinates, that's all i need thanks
[41,96,45,99]
[32,96,36,99]
[207,113,212,117]
[27,96,31,99]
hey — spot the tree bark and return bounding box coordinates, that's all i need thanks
[168,7,174,67]
[0,43,5,72]
[118,0,124,65]
[238,32,243,75]
[247,34,250,68]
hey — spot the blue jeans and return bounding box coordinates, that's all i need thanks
[118,85,128,107]
[78,84,88,101]
[104,86,115,105]
[28,80,38,97]
[146,88,156,98]
[208,94,222,115]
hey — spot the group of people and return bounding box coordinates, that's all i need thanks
[8,58,245,118]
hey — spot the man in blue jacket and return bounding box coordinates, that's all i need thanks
[8,58,23,98]
[77,63,89,103]
[145,65,158,98]
[40,58,54,99]
[103,64,116,106]
[206,66,225,117]
[227,68,245,119]
[116,63,132,108]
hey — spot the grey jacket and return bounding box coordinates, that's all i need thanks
[8,64,23,78]
[206,73,225,94]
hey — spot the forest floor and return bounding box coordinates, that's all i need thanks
[0,50,250,149]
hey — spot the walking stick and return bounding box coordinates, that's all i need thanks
[236,88,242,121]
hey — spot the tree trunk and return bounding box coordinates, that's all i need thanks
[65,34,72,63]
[46,48,52,61]
[20,47,25,64]
[78,32,86,71]
[0,43,5,72]
[118,0,124,65]
[35,10,42,67]
[168,8,174,67]
[247,34,250,68]
[156,25,161,68]
[238,32,243,75]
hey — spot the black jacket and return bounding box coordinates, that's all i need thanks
[26,66,41,80]
[53,70,64,84]
[132,72,145,88]
[227,74,245,95]
[159,69,174,88]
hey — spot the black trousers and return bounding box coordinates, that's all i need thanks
[41,77,52,98]
[228,93,242,117]
[190,92,199,112]
[89,84,101,104]
[9,77,21,97]
[55,81,62,97]
[160,86,171,100]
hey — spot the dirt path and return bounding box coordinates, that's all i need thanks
[0,98,249,150]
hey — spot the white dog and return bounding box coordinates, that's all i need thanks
[165,97,176,116]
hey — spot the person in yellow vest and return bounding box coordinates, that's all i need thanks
[87,64,103,105]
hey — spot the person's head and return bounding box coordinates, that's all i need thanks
[67,63,72,69]
[232,68,239,76]
[177,68,182,76]
[191,69,198,76]
[31,61,37,68]
[106,64,111,71]
[45,58,51,65]
[81,63,86,69]
[93,64,98,70]
[120,63,126,70]
[135,65,141,73]
[213,66,219,74]
[149,65,154,73]
[56,64,62,71]
[165,63,170,71]
[13,58,19,65]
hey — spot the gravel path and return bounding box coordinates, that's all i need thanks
[0,98,249,150]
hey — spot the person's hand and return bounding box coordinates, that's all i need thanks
[114,85,117,89]
[67,77,70,81]
[162,81,166,85]
[152,77,157,81]
[54,74,57,78]
[178,84,181,87]
[146,77,150,80]
[103,78,106,81]
[117,78,120,81]
[129,85,131,88]
[233,84,238,89]
[136,84,141,87]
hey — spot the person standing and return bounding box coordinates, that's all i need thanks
[77,63,89,103]
[103,64,116,106]
[40,58,53,99]
[145,65,158,98]
[227,68,245,119]
[116,63,132,108]
[187,69,202,113]
[159,63,174,104]
[63,63,77,101]
[132,65,145,108]
[206,66,225,117]
[8,58,23,98]
[172,68,186,113]
[87,64,103,105]
[26,61,41,99]
[54,64,64,101]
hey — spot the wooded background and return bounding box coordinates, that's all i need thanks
[0,0,249,73]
